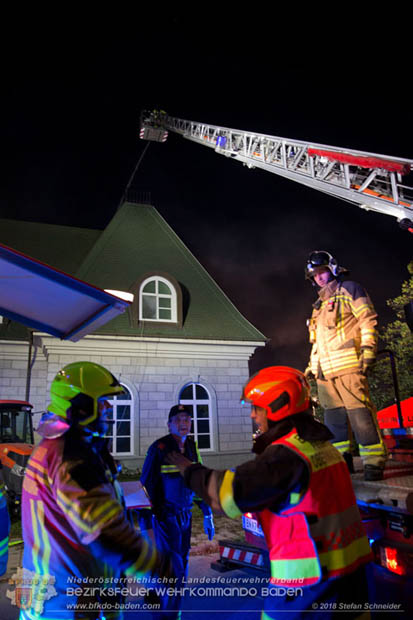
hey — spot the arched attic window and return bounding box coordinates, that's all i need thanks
[129,272,183,327]
[140,276,177,322]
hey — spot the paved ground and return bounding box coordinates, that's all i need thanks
[2,541,412,619]
[0,542,24,620]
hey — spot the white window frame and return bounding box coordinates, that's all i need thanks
[179,383,213,452]
[107,384,134,457]
[139,276,177,323]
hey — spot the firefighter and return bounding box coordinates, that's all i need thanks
[140,404,214,619]
[19,361,171,620]
[168,366,374,619]
[0,461,10,576]
[305,250,386,481]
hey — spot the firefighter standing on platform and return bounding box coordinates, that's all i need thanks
[305,250,386,481]
[168,366,373,619]
[19,362,171,620]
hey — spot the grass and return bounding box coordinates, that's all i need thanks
[9,515,22,540]
[190,505,244,555]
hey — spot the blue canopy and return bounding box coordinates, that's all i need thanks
[0,243,132,341]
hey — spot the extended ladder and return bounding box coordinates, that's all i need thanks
[140,111,413,229]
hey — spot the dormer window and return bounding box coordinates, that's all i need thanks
[139,276,177,323]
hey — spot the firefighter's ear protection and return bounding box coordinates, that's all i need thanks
[329,254,339,276]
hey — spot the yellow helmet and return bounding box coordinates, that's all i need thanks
[48,361,124,428]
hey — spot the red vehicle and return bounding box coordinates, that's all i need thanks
[213,397,413,578]
[0,400,34,515]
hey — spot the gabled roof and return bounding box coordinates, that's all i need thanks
[76,202,265,341]
[0,204,266,342]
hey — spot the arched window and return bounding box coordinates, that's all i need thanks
[179,383,212,451]
[139,276,177,323]
[107,385,134,456]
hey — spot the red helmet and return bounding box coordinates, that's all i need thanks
[242,366,310,423]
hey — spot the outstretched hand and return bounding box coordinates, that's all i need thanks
[166,451,193,474]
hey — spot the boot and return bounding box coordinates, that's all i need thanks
[364,464,384,481]
[343,452,355,474]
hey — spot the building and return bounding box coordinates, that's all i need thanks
[0,202,266,469]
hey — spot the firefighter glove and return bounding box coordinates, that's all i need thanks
[360,347,376,374]
[203,514,215,541]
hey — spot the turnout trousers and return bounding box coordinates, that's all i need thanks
[317,373,386,468]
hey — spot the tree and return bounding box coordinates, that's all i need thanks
[368,262,413,411]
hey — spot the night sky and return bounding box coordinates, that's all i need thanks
[2,15,413,373]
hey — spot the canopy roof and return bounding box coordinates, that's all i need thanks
[0,243,131,341]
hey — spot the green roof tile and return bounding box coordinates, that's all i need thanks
[75,203,265,341]
[0,219,101,274]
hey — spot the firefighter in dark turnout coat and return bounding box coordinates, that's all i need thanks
[168,367,373,620]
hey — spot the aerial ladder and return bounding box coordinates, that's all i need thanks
[140,111,413,579]
[139,110,413,231]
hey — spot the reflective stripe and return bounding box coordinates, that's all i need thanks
[161,461,197,474]
[29,498,54,618]
[124,536,157,577]
[289,491,301,505]
[219,470,241,518]
[161,465,181,473]
[0,535,8,557]
[56,489,123,535]
[30,499,41,574]
[25,462,51,490]
[333,440,351,454]
[195,442,203,465]
[319,536,373,573]
[270,556,320,586]
[359,442,385,455]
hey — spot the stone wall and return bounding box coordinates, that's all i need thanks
[0,335,259,470]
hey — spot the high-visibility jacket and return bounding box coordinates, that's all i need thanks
[259,429,373,586]
[19,419,158,620]
[308,279,377,379]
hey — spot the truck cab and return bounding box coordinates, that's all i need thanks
[0,400,34,515]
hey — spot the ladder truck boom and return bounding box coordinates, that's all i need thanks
[139,110,413,230]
